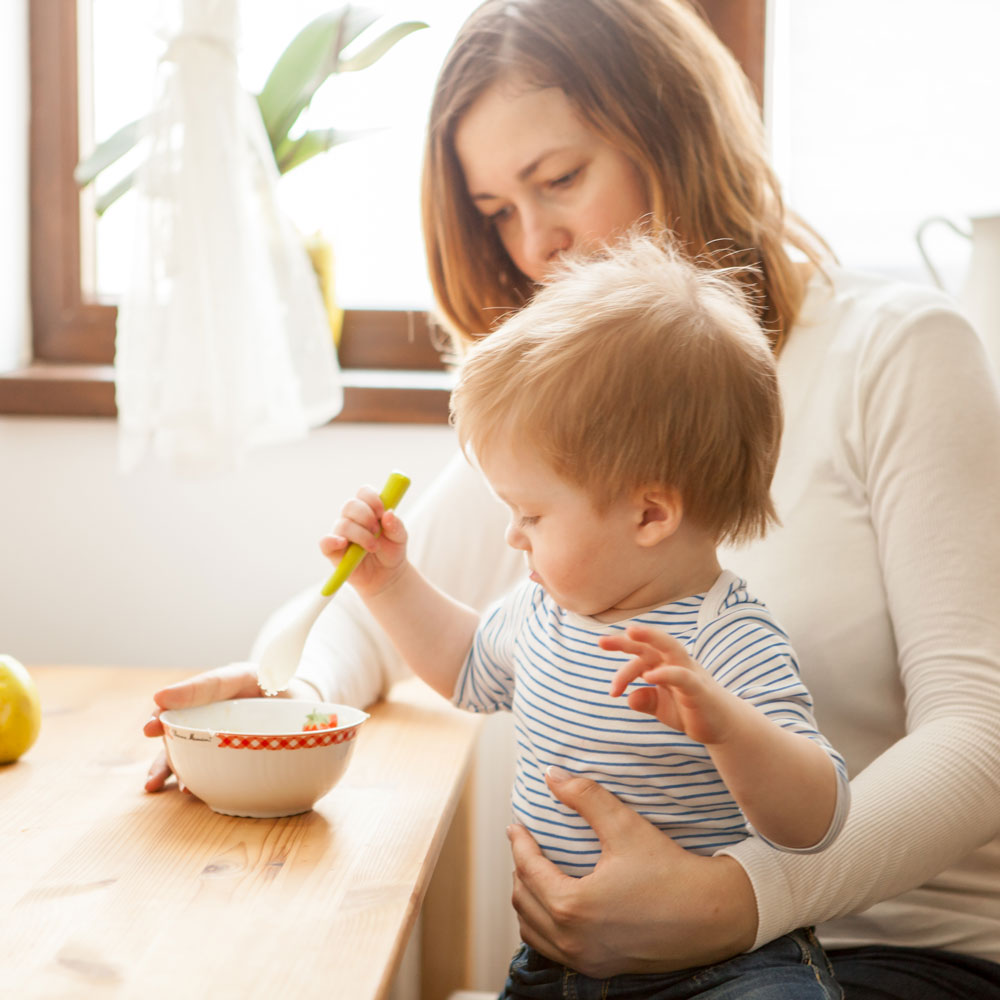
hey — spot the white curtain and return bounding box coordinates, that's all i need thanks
[115,0,342,473]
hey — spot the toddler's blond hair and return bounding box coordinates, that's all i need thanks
[449,235,781,545]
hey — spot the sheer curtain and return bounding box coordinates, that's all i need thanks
[115,0,342,473]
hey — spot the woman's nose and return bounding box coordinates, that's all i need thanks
[521,209,572,280]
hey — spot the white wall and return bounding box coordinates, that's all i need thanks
[0,417,455,668]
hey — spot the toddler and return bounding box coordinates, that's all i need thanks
[323,236,849,999]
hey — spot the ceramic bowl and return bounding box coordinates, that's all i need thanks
[159,698,368,818]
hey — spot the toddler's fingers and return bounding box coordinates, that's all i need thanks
[642,664,699,691]
[342,496,382,535]
[601,634,662,696]
[608,656,655,698]
[356,484,385,519]
[624,624,695,667]
[626,685,661,717]
[379,509,408,545]
[319,534,348,558]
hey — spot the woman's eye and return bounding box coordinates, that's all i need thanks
[549,167,582,189]
[487,205,513,224]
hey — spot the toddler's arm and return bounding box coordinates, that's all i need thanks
[602,624,840,851]
[320,486,480,699]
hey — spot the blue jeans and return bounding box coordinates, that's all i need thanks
[828,945,1000,999]
[501,928,842,999]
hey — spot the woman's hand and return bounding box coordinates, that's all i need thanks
[142,662,316,792]
[319,485,409,597]
[508,767,759,978]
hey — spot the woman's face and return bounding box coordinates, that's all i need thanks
[454,77,650,284]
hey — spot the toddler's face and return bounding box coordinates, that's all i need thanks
[478,438,646,618]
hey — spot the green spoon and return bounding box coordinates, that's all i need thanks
[257,470,411,695]
[321,470,411,595]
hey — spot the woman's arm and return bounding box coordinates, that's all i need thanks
[723,303,1000,949]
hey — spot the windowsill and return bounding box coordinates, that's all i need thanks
[0,362,453,424]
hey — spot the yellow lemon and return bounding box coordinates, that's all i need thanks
[0,654,41,764]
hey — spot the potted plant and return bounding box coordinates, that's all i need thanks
[75,5,428,344]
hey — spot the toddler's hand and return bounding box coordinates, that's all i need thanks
[600,624,736,745]
[319,485,409,597]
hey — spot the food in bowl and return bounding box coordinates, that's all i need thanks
[159,698,368,818]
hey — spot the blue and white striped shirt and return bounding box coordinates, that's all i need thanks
[453,569,849,875]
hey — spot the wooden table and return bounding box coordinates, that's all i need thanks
[0,666,482,999]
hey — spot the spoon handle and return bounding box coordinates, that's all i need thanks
[321,471,411,596]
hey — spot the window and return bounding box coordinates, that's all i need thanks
[1,0,763,421]
[768,0,1000,289]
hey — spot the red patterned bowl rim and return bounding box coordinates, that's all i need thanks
[211,726,361,750]
[163,721,363,750]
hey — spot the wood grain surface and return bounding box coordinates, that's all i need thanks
[0,666,481,998]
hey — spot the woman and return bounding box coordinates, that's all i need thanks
[146,1,1000,995]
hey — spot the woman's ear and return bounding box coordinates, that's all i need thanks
[634,486,683,546]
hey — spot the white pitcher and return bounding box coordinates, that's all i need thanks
[916,213,1000,372]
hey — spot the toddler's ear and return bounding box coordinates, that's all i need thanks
[635,487,682,545]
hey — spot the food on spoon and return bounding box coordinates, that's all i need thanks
[302,710,338,732]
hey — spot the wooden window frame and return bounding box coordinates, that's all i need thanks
[0,0,764,423]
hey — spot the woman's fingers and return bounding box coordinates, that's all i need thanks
[144,663,264,792]
[143,713,165,738]
[507,824,569,956]
[151,661,262,712]
[512,768,707,977]
[544,766,646,853]
[144,749,172,792]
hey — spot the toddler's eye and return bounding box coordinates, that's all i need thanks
[519,515,540,527]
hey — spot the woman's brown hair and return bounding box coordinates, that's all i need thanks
[422,0,832,354]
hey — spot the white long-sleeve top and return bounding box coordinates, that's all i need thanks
[295,265,1000,962]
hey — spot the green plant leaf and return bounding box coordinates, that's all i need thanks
[338,6,385,50]
[274,126,383,174]
[337,21,428,73]
[257,5,381,152]
[74,118,144,187]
